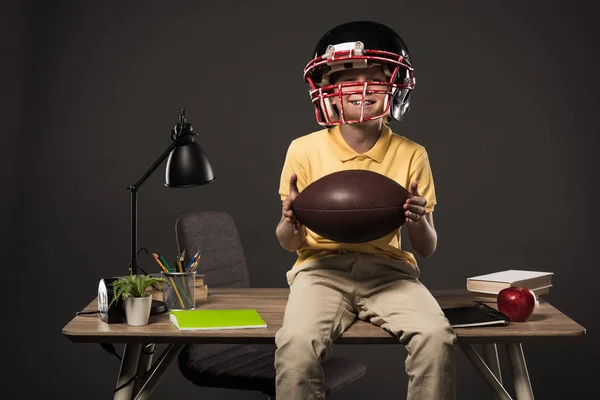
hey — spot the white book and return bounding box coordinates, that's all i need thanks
[466,269,553,295]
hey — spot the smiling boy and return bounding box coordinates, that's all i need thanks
[274,21,457,400]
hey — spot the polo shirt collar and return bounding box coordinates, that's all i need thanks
[327,124,392,163]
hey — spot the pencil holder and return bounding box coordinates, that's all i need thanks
[161,271,196,310]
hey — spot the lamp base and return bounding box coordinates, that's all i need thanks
[151,299,168,315]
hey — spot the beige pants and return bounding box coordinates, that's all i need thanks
[274,254,457,399]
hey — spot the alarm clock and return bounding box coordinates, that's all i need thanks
[98,278,124,324]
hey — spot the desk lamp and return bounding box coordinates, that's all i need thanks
[127,109,215,314]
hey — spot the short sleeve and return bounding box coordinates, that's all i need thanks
[278,141,308,202]
[409,149,437,213]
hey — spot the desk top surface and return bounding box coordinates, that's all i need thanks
[62,288,586,344]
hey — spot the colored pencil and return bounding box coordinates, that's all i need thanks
[153,252,185,308]
[186,250,200,271]
[152,253,169,273]
[177,249,185,272]
[157,252,172,272]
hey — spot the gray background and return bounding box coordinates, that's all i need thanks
[3,0,599,398]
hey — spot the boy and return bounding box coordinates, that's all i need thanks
[274,21,457,399]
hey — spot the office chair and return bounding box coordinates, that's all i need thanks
[174,211,367,398]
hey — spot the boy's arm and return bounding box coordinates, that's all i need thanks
[405,149,437,258]
[276,172,306,252]
[406,212,437,258]
[276,212,306,252]
[276,143,308,253]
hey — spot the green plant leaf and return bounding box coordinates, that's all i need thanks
[108,270,167,308]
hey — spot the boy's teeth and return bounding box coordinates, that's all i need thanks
[351,100,374,105]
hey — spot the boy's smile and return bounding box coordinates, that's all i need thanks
[348,98,377,106]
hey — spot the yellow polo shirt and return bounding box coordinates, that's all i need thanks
[278,124,437,272]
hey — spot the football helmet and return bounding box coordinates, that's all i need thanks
[304,21,415,125]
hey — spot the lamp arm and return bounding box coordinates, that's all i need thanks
[129,140,179,191]
[127,137,181,275]
[127,132,197,275]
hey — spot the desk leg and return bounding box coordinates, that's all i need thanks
[459,343,513,400]
[482,343,503,385]
[134,343,185,400]
[134,344,155,394]
[114,343,142,400]
[505,343,534,400]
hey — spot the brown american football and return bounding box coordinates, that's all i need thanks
[293,169,412,243]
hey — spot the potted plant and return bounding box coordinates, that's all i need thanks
[109,269,167,326]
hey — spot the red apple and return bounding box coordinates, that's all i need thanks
[497,286,536,322]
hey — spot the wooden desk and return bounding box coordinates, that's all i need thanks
[63,288,586,400]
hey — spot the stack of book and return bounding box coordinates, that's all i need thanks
[466,269,553,297]
[194,274,209,299]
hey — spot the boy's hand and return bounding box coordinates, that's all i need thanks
[282,173,301,233]
[404,181,427,224]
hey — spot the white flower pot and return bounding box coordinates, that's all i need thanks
[123,295,152,326]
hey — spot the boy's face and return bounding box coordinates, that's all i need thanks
[329,65,389,123]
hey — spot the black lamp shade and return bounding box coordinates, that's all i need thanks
[165,141,215,187]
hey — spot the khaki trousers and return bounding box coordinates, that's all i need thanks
[274,254,457,399]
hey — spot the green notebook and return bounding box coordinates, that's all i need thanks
[169,309,268,331]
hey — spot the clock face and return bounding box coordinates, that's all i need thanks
[98,279,109,319]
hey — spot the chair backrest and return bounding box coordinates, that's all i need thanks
[175,211,251,288]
